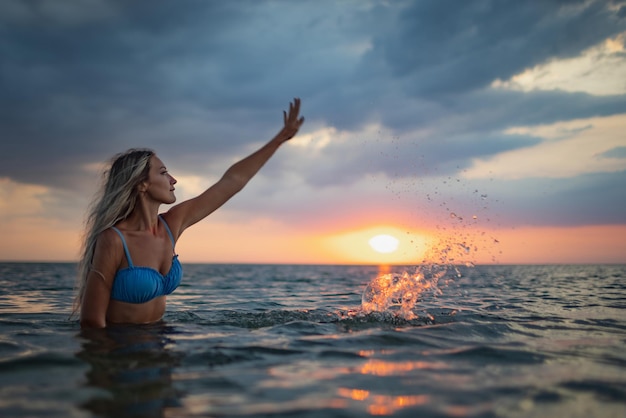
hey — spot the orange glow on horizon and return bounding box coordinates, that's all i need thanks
[321,226,435,265]
[0,199,625,265]
[487,224,626,264]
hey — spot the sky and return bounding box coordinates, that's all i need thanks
[1,0,626,265]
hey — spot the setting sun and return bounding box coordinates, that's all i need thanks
[368,234,399,253]
[318,226,434,265]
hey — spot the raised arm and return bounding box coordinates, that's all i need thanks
[165,98,304,236]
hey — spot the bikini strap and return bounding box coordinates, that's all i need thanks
[111,227,134,268]
[159,215,177,252]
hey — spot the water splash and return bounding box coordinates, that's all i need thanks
[361,265,447,320]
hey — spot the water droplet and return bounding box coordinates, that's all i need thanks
[361,268,444,319]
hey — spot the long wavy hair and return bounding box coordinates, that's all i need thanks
[72,148,155,318]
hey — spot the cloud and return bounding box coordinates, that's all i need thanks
[464,114,626,179]
[0,0,118,24]
[267,123,541,188]
[1,0,626,245]
[361,0,626,96]
[600,146,626,158]
[492,32,626,96]
[492,170,626,226]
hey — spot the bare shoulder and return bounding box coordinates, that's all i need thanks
[96,227,122,250]
[91,228,124,273]
[159,210,184,241]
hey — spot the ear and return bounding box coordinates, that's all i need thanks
[137,181,148,193]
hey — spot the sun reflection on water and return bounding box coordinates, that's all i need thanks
[330,353,449,415]
[358,358,448,376]
[337,387,430,415]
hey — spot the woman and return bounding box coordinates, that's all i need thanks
[75,98,304,328]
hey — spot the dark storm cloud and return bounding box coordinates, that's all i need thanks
[1,0,625,207]
[361,0,626,96]
[0,1,243,102]
[0,3,291,186]
[0,0,366,186]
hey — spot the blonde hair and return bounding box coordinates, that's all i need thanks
[72,148,154,318]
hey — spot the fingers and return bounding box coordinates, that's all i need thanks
[286,97,301,122]
[293,97,300,118]
[282,98,304,140]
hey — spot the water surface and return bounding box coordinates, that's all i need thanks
[0,263,624,417]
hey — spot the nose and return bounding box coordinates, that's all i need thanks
[169,174,177,185]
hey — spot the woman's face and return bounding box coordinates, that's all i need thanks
[144,155,177,204]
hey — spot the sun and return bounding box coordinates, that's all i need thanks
[322,226,433,264]
[368,234,400,254]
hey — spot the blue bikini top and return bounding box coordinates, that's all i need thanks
[109,216,182,304]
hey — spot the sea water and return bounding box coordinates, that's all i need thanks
[0,262,625,417]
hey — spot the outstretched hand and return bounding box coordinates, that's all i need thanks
[278,98,305,143]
